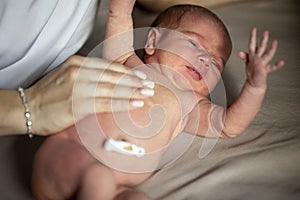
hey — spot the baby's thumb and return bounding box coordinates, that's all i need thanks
[237,51,248,63]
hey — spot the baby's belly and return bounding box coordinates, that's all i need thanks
[97,84,183,153]
[57,123,160,186]
[97,109,179,153]
[64,85,182,185]
[63,111,179,186]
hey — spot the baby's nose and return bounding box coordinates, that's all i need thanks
[197,54,211,68]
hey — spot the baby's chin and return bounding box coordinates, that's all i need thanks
[171,71,198,92]
[174,74,211,97]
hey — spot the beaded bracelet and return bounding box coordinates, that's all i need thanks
[18,87,33,138]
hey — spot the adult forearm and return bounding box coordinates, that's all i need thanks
[0,89,28,135]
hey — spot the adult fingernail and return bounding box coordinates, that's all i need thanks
[131,100,144,108]
[142,80,155,89]
[140,88,154,96]
[134,70,147,80]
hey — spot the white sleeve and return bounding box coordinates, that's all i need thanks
[0,0,98,89]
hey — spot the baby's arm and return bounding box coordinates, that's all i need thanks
[186,28,284,137]
[222,28,284,136]
[103,0,142,67]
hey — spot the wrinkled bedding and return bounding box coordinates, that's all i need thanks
[0,0,299,199]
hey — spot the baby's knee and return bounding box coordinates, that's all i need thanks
[116,188,151,200]
[82,164,118,190]
[32,137,91,200]
[77,164,119,199]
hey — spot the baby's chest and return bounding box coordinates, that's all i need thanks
[96,108,180,153]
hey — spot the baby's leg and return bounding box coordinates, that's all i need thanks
[76,163,118,200]
[32,129,118,200]
[115,187,151,200]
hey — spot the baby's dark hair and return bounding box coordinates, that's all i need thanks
[151,4,232,53]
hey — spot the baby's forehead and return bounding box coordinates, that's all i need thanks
[154,7,232,64]
[157,28,226,69]
[168,12,210,29]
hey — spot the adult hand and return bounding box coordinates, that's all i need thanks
[26,55,154,136]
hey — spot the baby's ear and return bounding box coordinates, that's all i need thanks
[145,28,161,56]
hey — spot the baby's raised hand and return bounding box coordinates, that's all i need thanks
[238,28,285,88]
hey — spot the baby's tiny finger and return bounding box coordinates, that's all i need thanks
[249,27,257,53]
[263,40,278,61]
[271,60,285,71]
[257,30,269,56]
[267,60,285,72]
[238,51,248,63]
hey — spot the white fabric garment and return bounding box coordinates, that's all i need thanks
[0,0,98,89]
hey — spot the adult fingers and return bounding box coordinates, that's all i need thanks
[65,56,144,78]
[75,67,153,88]
[79,57,138,75]
[75,98,145,115]
[74,82,154,99]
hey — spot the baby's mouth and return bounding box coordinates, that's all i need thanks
[186,66,202,80]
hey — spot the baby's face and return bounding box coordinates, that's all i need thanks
[145,16,230,96]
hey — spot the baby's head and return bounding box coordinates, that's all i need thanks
[144,4,232,96]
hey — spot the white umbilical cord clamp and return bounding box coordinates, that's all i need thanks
[104,138,145,157]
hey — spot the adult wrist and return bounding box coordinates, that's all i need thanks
[17,87,34,138]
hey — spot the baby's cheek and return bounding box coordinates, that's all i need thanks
[173,68,195,90]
